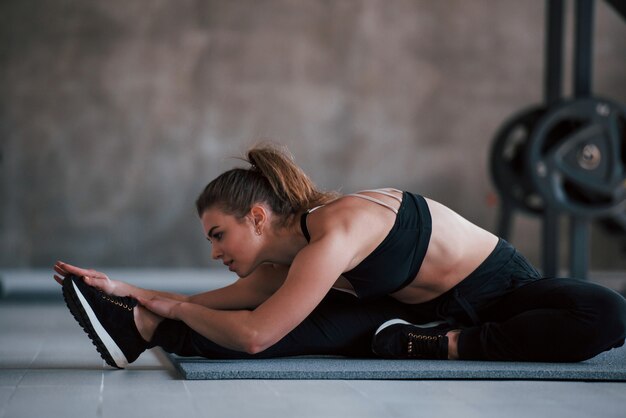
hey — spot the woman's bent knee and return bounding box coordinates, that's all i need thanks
[583,285,626,354]
[601,288,626,343]
[555,283,626,361]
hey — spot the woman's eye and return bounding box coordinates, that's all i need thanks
[214,232,223,241]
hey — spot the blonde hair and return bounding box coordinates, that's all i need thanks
[195,144,338,226]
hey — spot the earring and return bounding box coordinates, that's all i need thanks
[255,228,262,236]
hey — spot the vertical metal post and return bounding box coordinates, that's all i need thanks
[545,0,565,105]
[568,0,594,280]
[573,0,594,98]
[541,0,566,277]
[569,216,590,279]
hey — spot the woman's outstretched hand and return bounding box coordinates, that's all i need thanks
[53,261,118,295]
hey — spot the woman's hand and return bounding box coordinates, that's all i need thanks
[53,261,118,295]
[135,295,183,320]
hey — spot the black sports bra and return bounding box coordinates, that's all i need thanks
[300,189,432,299]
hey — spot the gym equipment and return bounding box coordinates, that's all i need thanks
[490,106,546,215]
[528,97,626,218]
[489,0,626,279]
[490,107,546,239]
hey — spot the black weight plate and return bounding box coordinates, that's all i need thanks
[490,105,546,215]
[527,97,626,218]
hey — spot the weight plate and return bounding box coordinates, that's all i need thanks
[489,105,546,215]
[527,97,626,218]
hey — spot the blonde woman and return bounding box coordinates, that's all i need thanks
[55,144,626,368]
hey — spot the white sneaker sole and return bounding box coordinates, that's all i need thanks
[374,318,447,335]
[72,280,129,368]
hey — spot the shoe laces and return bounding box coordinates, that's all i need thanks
[100,292,136,311]
[406,331,445,358]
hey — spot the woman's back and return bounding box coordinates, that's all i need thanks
[303,189,499,304]
[394,197,498,304]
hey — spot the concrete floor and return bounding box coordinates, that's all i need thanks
[1,284,626,417]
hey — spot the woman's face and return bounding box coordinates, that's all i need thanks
[200,207,262,277]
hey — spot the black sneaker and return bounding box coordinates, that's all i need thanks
[372,319,450,359]
[62,274,147,368]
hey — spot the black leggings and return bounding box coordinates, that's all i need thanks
[151,240,626,362]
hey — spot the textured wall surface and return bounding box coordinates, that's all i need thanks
[1,0,625,269]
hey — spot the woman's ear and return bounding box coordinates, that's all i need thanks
[248,204,268,235]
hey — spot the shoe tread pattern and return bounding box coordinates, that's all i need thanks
[62,276,122,369]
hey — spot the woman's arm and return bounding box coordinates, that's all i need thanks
[53,261,288,310]
[139,233,354,354]
[54,261,191,302]
[187,264,289,309]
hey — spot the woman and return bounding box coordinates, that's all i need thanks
[54,144,626,369]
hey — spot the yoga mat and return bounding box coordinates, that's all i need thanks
[167,344,626,381]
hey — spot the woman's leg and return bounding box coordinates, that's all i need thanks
[372,240,626,362]
[458,278,626,362]
[150,290,416,359]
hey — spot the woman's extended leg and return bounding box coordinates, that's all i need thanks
[458,278,626,362]
[150,290,416,359]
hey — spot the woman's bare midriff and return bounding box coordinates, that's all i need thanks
[389,198,499,305]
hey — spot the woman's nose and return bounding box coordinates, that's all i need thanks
[211,245,222,260]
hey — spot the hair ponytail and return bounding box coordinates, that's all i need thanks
[196,143,338,226]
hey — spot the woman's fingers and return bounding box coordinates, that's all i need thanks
[53,261,111,292]
[53,264,69,277]
[56,261,106,280]
[53,274,64,286]
[53,262,71,285]
[55,261,85,277]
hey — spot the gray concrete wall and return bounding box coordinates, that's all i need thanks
[1,0,625,269]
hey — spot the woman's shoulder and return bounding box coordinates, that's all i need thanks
[303,197,358,235]
[304,189,401,240]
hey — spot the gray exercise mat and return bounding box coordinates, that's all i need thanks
[167,344,626,381]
